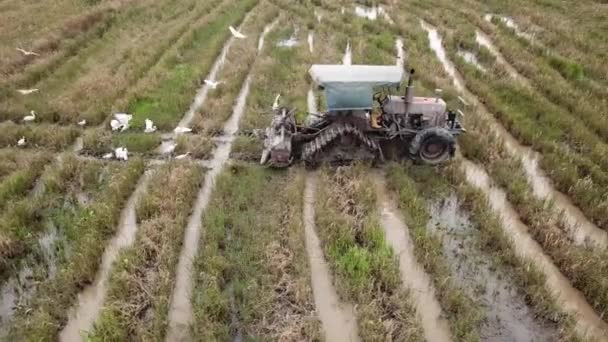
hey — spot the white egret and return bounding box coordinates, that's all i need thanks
[17,137,26,146]
[272,93,281,110]
[229,26,246,39]
[174,126,192,134]
[16,48,40,56]
[114,147,128,161]
[175,152,191,160]
[17,88,39,95]
[204,79,222,89]
[23,110,36,122]
[144,119,157,133]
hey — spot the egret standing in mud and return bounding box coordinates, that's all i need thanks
[144,119,157,133]
[23,111,36,122]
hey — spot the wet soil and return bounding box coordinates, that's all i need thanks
[428,193,559,342]
[303,175,360,342]
[461,159,608,341]
[373,175,453,342]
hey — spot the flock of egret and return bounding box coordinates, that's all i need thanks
[13,24,253,159]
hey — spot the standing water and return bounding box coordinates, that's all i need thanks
[60,172,152,341]
[342,42,352,66]
[419,20,465,93]
[461,159,608,341]
[395,38,404,68]
[456,50,486,72]
[484,14,534,42]
[421,20,607,249]
[307,31,314,53]
[373,175,453,342]
[428,194,558,341]
[303,175,360,342]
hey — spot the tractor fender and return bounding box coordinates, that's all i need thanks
[409,127,455,165]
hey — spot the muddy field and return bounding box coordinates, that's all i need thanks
[1,0,607,341]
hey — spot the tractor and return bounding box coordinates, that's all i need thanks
[260,65,465,167]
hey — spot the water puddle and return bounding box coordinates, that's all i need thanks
[420,20,465,93]
[166,73,254,342]
[342,41,352,66]
[428,193,558,341]
[72,137,84,153]
[258,19,278,52]
[307,31,314,53]
[395,38,404,68]
[277,27,299,48]
[457,50,486,72]
[373,174,453,342]
[59,171,152,341]
[0,266,33,336]
[475,30,526,82]
[304,175,360,342]
[354,5,391,22]
[38,224,60,277]
[422,21,606,249]
[484,14,534,42]
[461,159,608,341]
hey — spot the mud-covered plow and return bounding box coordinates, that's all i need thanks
[260,65,465,167]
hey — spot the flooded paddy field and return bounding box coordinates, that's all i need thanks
[1,0,607,340]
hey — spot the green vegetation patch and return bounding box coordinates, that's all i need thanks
[316,165,424,341]
[192,164,320,340]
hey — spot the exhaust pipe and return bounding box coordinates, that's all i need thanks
[404,68,415,114]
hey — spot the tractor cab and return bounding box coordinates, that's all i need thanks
[309,64,404,113]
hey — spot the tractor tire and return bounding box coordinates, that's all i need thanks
[409,127,455,165]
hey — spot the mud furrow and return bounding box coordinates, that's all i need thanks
[166,18,267,333]
[59,169,152,341]
[461,159,608,341]
[419,20,607,249]
[258,20,278,52]
[303,174,360,342]
[373,175,453,342]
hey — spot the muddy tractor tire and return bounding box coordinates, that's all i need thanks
[409,127,455,165]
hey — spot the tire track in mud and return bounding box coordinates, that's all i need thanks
[303,175,360,342]
[419,20,608,249]
[303,69,359,341]
[58,169,152,341]
[461,159,608,341]
[166,21,273,340]
[372,174,453,342]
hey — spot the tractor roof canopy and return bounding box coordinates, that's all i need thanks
[309,64,404,111]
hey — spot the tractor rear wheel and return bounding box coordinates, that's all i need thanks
[409,127,455,165]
